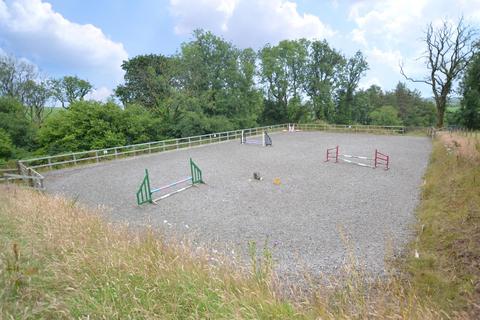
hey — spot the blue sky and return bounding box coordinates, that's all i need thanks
[1,0,479,100]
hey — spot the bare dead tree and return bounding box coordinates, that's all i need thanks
[400,17,478,128]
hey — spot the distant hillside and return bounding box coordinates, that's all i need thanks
[426,96,461,105]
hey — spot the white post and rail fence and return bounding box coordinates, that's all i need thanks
[1,123,413,190]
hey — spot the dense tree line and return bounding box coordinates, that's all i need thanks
[3,29,469,165]
[459,50,480,129]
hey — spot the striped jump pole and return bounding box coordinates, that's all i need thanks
[135,158,204,205]
[325,146,339,162]
[325,146,390,169]
[374,149,390,170]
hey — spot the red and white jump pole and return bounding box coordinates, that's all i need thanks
[374,149,389,170]
[325,145,339,163]
[325,146,390,170]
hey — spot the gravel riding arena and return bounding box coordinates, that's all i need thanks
[45,131,431,277]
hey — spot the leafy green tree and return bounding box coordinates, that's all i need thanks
[445,107,462,127]
[0,54,37,103]
[287,96,312,123]
[23,79,53,126]
[393,82,412,120]
[369,106,403,126]
[350,90,372,124]
[390,82,436,126]
[0,128,15,163]
[51,76,93,109]
[116,31,262,131]
[38,101,126,154]
[115,54,176,110]
[0,96,36,150]
[459,52,480,129]
[259,39,310,123]
[260,99,288,125]
[403,101,436,126]
[281,39,309,99]
[304,40,345,121]
[351,85,386,124]
[205,115,235,133]
[336,51,368,124]
[120,104,166,144]
[173,112,235,137]
[364,85,384,109]
[233,48,263,124]
[179,30,261,119]
[259,44,289,121]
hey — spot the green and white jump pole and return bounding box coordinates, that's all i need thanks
[136,158,204,205]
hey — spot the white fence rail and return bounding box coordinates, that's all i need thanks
[18,124,288,171]
[1,123,407,187]
[294,123,406,134]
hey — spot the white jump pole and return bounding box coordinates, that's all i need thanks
[153,184,193,202]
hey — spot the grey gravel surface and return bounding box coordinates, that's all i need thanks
[45,131,431,277]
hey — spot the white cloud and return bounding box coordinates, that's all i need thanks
[359,76,381,90]
[349,0,428,47]
[349,0,480,50]
[86,86,112,102]
[0,0,128,86]
[347,0,480,96]
[368,48,403,72]
[170,0,335,48]
[171,0,239,34]
[0,0,7,20]
[351,29,366,47]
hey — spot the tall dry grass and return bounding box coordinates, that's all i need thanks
[405,132,480,318]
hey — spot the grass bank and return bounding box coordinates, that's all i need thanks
[0,132,478,318]
[405,131,480,317]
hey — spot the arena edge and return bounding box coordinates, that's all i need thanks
[10,123,407,183]
[404,132,480,316]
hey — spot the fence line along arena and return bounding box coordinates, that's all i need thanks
[44,131,431,276]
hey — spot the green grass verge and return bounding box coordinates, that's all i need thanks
[405,133,480,316]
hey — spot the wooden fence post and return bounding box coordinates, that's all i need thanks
[27,168,34,187]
